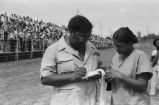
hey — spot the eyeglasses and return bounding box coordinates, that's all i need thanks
[74,32,91,40]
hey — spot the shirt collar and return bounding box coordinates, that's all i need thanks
[57,36,96,58]
[57,36,67,52]
[57,36,78,56]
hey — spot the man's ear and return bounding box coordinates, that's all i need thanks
[93,51,100,56]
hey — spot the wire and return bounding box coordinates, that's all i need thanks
[47,0,75,12]
[41,0,75,14]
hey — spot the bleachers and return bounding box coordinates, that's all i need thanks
[0,12,113,62]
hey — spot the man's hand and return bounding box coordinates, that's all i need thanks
[87,72,101,80]
[71,64,87,81]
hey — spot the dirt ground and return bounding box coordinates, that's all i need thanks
[0,48,159,105]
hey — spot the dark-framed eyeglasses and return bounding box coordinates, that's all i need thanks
[74,32,91,40]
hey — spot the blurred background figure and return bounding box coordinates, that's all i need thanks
[150,38,159,96]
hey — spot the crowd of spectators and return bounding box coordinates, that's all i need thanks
[0,12,112,52]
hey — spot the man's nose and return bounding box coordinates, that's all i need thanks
[82,38,88,43]
[114,46,118,51]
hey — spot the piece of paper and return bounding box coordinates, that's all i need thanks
[84,69,102,79]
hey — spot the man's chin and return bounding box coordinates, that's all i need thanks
[117,51,122,55]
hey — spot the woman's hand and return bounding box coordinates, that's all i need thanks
[110,69,123,79]
[105,69,123,82]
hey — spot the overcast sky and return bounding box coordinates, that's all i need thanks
[0,0,159,37]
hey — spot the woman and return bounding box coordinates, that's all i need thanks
[149,38,159,95]
[105,27,152,105]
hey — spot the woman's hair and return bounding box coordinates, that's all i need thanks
[68,15,93,33]
[113,27,138,44]
[153,38,159,46]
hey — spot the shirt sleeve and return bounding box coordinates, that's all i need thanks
[136,72,152,80]
[136,52,152,75]
[40,44,57,78]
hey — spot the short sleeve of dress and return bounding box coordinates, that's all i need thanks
[40,43,58,78]
[137,51,152,75]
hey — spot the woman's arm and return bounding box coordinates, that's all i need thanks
[105,70,151,92]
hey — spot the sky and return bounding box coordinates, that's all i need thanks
[0,0,159,37]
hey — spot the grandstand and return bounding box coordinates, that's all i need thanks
[0,13,112,62]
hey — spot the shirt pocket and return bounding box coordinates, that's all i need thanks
[57,53,74,73]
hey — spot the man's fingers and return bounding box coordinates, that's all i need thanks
[74,64,81,72]
[74,64,80,68]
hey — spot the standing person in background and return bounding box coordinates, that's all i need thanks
[149,38,159,95]
[2,21,8,52]
[18,29,25,52]
[26,30,32,51]
[105,27,152,105]
[9,29,16,52]
[40,15,103,105]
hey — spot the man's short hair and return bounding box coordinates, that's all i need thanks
[68,15,93,33]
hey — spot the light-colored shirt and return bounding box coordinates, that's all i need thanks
[40,36,101,105]
[151,49,159,72]
[111,49,152,105]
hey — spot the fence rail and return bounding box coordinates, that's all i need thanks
[0,38,46,52]
[0,38,154,62]
[0,38,45,62]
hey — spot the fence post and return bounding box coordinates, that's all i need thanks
[42,37,45,54]
[0,40,1,51]
[30,38,33,59]
[15,39,19,61]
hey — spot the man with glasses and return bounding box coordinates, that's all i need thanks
[40,15,102,105]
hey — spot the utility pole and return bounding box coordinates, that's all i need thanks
[77,9,80,15]
[99,22,103,37]
[146,26,149,35]
[108,27,113,38]
[98,22,101,36]
[101,24,103,37]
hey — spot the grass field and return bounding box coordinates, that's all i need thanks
[0,47,159,105]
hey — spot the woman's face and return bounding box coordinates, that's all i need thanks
[113,39,132,55]
[156,40,159,49]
